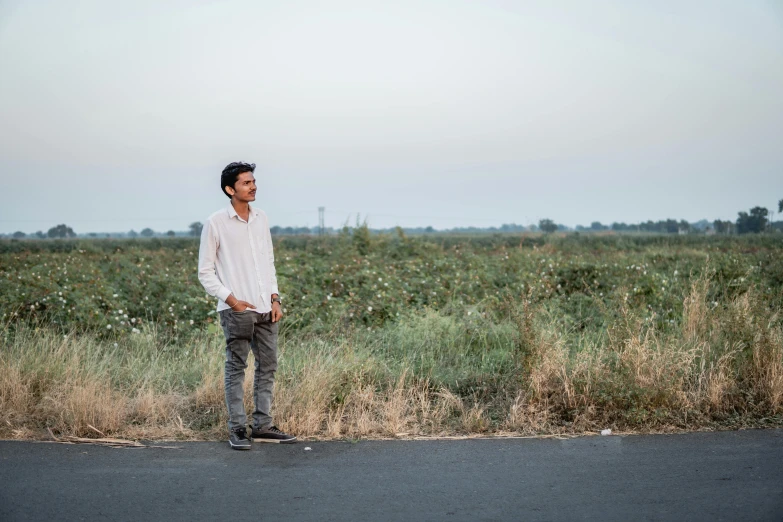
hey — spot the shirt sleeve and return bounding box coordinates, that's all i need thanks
[198,219,232,303]
[264,214,280,297]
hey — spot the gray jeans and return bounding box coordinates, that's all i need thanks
[218,309,279,432]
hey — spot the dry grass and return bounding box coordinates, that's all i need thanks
[1,276,781,441]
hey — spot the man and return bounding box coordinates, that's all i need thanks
[198,161,296,449]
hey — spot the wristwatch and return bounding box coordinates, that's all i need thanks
[271,296,282,305]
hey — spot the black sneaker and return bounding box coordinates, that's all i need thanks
[229,427,252,450]
[251,425,297,444]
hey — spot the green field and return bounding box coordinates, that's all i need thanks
[1,232,782,440]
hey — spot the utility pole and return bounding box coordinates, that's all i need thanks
[318,207,325,236]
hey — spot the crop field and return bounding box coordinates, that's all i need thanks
[1,232,782,440]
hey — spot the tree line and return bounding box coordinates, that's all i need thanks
[5,200,782,239]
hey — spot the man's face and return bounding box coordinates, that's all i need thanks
[227,171,256,202]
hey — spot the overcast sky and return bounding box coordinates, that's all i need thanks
[1,0,781,233]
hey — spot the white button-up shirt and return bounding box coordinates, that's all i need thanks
[197,203,279,314]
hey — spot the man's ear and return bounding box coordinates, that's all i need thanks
[225,186,235,196]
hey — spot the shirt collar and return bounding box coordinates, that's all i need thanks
[226,203,259,222]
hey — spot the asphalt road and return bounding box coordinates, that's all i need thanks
[1,430,782,522]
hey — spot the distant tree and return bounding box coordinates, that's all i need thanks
[500,223,524,232]
[736,207,768,234]
[678,220,690,234]
[35,231,46,239]
[690,219,711,232]
[166,230,176,237]
[140,228,155,237]
[662,219,678,234]
[779,199,782,213]
[88,233,97,237]
[352,216,371,255]
[642,220,660,233]
[611,222,635,232]
[12,231,26,239]
[127,229,138,238]
[47,224,76,238]
[590,221,607,231]
[189,222,203,237]
[424,226,435,233]
[713,220,734,235]
[539,219,557,234]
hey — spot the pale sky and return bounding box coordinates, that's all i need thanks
[1,0,782,233]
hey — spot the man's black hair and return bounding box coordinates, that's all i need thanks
[221,161,256,199]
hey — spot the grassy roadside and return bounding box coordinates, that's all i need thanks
[2,270,781,440]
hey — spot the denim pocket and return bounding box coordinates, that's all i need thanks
[227,310,254,340]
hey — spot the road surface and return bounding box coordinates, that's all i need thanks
[1,429,782,521]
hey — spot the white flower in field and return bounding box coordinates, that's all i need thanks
[326,295,331,300]
[673,270,678,276]
[113,343,118,348]
[384,282,388,287]
[113,294,118,297]
[349,312,354,317]
[30,305,35,310]
[58,292,62,296]
[378,277,382,282]
[131,318,136,324]
[131,328,140,334]
[283,308,287,313]
[367,306,373,312]
[183,305,187,310]
[189,319,194,325]
[118,309,123,314]
[123,314,128,319]
[106,324,112,329]
[467,311,472,316]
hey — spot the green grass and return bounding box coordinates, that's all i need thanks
[1,233,781,440]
